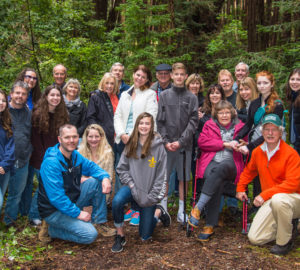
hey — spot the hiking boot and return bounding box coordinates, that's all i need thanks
[197,226,214,242]
[188,207,201,228]
[96,224,116,237]
[270,240,294,255]
[177,211,188,224]
[129,212,140,226]
[111,234,126,253]
[38,220,51,244]
[156,205,171,227]
[124,209,136,221]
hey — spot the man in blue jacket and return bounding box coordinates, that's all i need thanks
[38,124,112,244]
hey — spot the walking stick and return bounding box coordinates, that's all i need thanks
[186,156,199,237]
[242,198,250,234]
[183,150,187,227]
[178,149,187,232]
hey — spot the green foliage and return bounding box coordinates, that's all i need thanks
[0,222,50,268]
[207,18,247,57]
[109,0,191,78]
[205,13,300,98]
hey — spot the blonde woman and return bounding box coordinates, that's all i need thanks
[186,73,205,112]
[78,124,115,237]
[236,77,259,122]
[86,73,119,147]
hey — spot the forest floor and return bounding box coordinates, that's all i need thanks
[1,201,300,270]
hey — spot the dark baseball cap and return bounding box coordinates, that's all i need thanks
[155,64,172,72]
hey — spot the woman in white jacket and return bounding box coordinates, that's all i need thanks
[114,65,158,225]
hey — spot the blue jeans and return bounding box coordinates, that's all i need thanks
[112,186,158,240]
[4,163,29,224]
[45,178,107,244]
[29,188,41,221]
[20,166,39,217]
[0,172,10,212]
[114,142,125,194]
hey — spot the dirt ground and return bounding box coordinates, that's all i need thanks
[4,206,300,270]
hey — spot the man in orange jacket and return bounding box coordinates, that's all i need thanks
[236,114,300,255]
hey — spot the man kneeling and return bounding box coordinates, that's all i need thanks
[236,114,300,255]
[38,124,112,244]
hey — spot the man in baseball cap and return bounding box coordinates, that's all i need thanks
[236,114,300,255]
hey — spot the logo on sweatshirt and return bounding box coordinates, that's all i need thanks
[148,156,156,168]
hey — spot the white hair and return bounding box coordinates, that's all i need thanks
[235,62,249,72]
[110,62,124,72]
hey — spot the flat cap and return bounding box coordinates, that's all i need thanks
[155,64,172,72]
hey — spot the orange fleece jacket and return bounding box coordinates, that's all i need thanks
[236,139,300,201]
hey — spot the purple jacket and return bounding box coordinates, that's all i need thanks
[196,118,247,184]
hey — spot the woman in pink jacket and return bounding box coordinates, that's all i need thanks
[188,100,246,241]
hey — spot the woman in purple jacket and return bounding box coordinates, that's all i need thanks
[188,100,246,241]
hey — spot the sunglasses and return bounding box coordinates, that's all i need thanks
[24,75,38,81]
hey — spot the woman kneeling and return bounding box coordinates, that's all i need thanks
[188,100,246,241]
[111,112,170,253]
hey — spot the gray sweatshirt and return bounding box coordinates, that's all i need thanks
[116,135,167,207]
[157,86,198,150]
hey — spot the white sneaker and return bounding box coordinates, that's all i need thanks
[31,219,42,226]
[177,212,188,224]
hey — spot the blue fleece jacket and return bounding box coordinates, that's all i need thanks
[40,143,110,218]
[0,125,15,172]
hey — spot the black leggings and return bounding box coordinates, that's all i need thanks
[201,160,237,226]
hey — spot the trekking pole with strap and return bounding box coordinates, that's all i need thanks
[183,150,187,227]
[242,198,249,234]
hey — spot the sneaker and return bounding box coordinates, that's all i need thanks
[156,205,171,227]
[188,207,201,228]
[31,219,42,226]
[38,220,51,244]
[197,226,214,242]
[177,211,188,224]
[129,211,140,226]
[270,240,294,255]
[111,234,126,253]
[124,209,136,221]
[96,224,116,237]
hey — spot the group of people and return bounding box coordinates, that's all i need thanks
[0,61,299,255]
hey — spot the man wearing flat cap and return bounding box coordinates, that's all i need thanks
[150,64,172,100]
[236,114,300,255]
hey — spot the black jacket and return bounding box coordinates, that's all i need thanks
[86,90,114,147]
[289,91,300,153]
[234,94,284,151]
[67,101,87,137]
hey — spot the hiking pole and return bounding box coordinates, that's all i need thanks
[183,150,187,228]
[186,157,199,237]
[242,198,250,235]
[178,149,187,232]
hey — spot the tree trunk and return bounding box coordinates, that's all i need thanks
[247,0,258,52]
[93,0,108,20]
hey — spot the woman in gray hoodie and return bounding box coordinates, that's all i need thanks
[111,112,170,253]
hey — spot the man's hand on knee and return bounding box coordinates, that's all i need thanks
[253,195,264,207]
[77,211,91,222]
[236,192,248,202]
[102,178,111,194]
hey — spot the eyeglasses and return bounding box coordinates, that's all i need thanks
[24,75,37,81]
[157,72,170,76]
[217,112,231,116]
